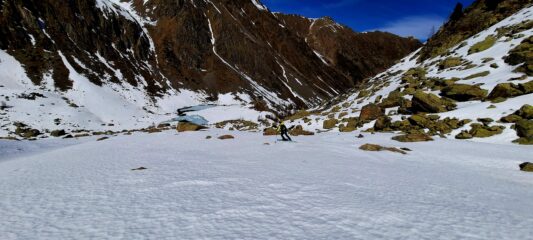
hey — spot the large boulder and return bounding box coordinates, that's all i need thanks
[520,81,533,94]
[263,128,277,136]
[289,125,314,136]
[176,122,207,132]
[50,129,66,137]
[517,104,533,119]
[455,131,473,139]
[323,119,339,129]
[398,99,413,114]
[379,91,404,108]
[500,104,533,123]
[359,104,384,122]
[339,124,357,132]
[373,116,392,131]
[440,84,488,101]
[411,91,456,113]
[504,36,532,76]
[487,83,523,100]
[359,144,407,154]
[500,114,523,123]
[468,123,505,138]
[514,119,533,145]
[408,114,431,128]
[392,133,433,142]
[339,117,358,132]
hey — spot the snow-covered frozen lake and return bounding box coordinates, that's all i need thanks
[1,130,532,239]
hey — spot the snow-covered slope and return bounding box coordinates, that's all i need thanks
[0,48,269,136]
[1,130,533,239]
[288,5,533,145]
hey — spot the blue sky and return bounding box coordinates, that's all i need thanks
[261,0,475,40]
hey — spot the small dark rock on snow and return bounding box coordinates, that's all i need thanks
[218,135,235,140]
[97,136,109,141]
[519,162,533,172]
[131,167,147,171]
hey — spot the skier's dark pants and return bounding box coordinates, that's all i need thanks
[281,130,292,141]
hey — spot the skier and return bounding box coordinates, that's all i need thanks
[277,120,292,141]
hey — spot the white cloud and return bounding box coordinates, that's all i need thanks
[373,15,446,40]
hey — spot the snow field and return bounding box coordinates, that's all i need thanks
[1,130,533,239]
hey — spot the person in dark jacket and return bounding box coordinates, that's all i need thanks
[277,121,292,141]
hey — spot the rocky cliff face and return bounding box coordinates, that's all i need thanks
[0,0,420,113]
[0,0,161,93]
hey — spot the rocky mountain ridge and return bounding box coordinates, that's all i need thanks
[0,0,420,137]
[0,0,419,110]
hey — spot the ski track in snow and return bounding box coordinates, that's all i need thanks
[1,130,532,239]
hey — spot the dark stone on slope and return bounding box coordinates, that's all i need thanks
[379,91,404,108]
[440,84,487,101]
[323,118,339,129]
[468,123,505,138]
[359,104,384,122]
[50,129,66,137]
[504,36,533,76]
[500,114,523,123]
[455,131,473,139]
[517,105,533,119]
[373,116,392,131]
[520,81,533,94]
[514,119,533,145]
[410,91,456,113]
[218,135,235,140]
[487,83,524,100]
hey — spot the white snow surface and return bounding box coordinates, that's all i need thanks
[1,130,532,239]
